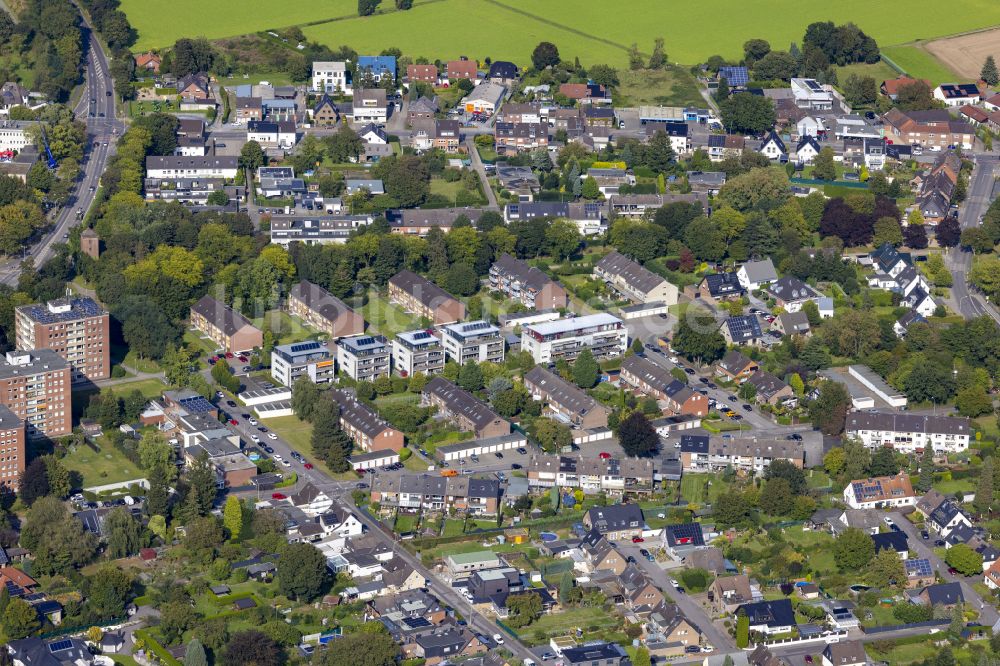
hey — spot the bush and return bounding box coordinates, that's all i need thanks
[399,447,412,461]
[679,568,711,592]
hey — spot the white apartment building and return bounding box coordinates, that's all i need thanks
[312,61,352,95]
[392,329,444,377]
[270,340,335,387]
[145,156,239,179]
[520,313,627,364]
[845,411,971,454]
[0,120,37,151]
[440,321,504,366]
[335,334,390,381]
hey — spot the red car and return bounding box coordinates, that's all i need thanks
[304,463,313,470]
[599,452,611,460]
[632,536,644,543]
[229,418,238,426]
[355,468,366,475]
[238,356,249,363]
[225,352,234,359]
[271,492,286,500]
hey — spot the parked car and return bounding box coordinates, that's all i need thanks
[268,433,278,440]
[271,493,286,500]
[921,530,930,539]
[631,536,644,543]
[492,634,504,646]
[228,418,238,426]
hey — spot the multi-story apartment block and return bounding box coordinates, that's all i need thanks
[0,405,24,491]
[387,270,466,325]
[330,389,404,452]
[271,341,335,387]
[441,320,505,366]
[494,122,548,154]
[521,313,627,364]
[392,330,445,377]
[335,335,390,382]
[489,254,568,310]
[523,366,610,429]
[370,473,502,515]
[527,453,655,494]
[845,411,971,454]
[421,377,510,439]
[15,297,110,384]
[620,355,709,416]
[678,434,804,473]
[311,61,352,95]
[594,251,679,305]
[189,295,263,354]
[0,350,71,439]
[287,281,365,339]
[145,156,239,179]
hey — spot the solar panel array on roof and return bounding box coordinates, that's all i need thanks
[179,395,215,414]
[22,297,105,324]
[49,640,74,652]
[463,321,491,332]
[906,558,933,577]
[355,336,376,346]
[719,66,749,87]
[806,79,823,92]
[667,522,704,546]
[289,341,322,354]
[412,331,432,340]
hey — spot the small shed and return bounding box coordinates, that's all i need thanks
[210,584,231,596]
[234,597,257,610]
[139,548,157,561]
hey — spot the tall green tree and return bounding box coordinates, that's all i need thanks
[982,55,1000,87]
[834,527,875,570]
[184,639,209,666]
[2,598,40,638]
[976,456,994,515]
[917,445,935,492]
[572,349,599,388]
[104,507,146,558]
[223,495,245,541]
[276,542,327,601]
[617,411,659,457]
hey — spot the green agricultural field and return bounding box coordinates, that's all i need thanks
[881,44,960,84]
[615,66,705,107]
[835,61,901,87]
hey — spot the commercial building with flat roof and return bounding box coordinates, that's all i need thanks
[15,297,110,384]
[849,365,907,408]
[523,365,610,429]
[846,411,970,454]
[388,270,466,325]
[336,335,390,382]
[0,350,70,438]
[441,320,504,366]
[271,340,334,387]
[521,313,627,364]
[287,281,365,339]
[421,376,510,439]
[392,329,444,377]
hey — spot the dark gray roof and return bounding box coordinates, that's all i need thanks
[389,270,461,310]
[767,276,819,302]
[191,295,256,336]
[492,253,559,293]
[595,251,668,295]
[586,504,644,532]
[846,411,970,438]
[747,370,789,399]
[703,272,744,297]
[719,350,755,374]
[423,377,505,432]
[872,530,908,554]
[524,366,605,419]
[622,354,675,391]
[922,582,964,606]
[289,281,359,325]
[330,389,397,439]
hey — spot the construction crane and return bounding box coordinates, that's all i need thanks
[39,126,57,169]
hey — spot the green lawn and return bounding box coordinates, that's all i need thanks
[615,66,705,107]
[680,473,731,506]
[835,61,900,88]
[360,291,420,338]
[881,44,959,84]
[251,310,318,345]
[516,605,623,644]
[394,513,419,533]
[72,378,167,421]
[933,474,976,496]
[429,177,486,206]
[60,437,144,488]
[442,518,466,537]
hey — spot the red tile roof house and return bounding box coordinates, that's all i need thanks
[960,104,989,126]
[446,60,478,83]
[880,76,931,101]
[407,64,439,85]
[135,52,162,73]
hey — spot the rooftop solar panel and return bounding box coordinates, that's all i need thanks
[49,640,73,652]
[719,66,749,87]
[906,558,933,576]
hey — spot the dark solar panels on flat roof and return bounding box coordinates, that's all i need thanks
[411,331,432,340]
[463,321,491,332]
[289,341,323,354]
[355,336,376,346]
[21,298,105,324]
[805,79,823,92]
[179,395,215,414]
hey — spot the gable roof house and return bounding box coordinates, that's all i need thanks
[618,563,665,613]
[710,575,761,612]
[388,270,466,325]
[737,259,778,291]
[934,83,981,106]
[489,253,567,310]
[312,95,340,126]
[421,376,510,439]
[843,472,917,510]
[190,295,263,354]
[330,389,405,452]
[822,641,867,666]
[288,281,365,339]
[926,499,973,537]
[881,76,932,100]
[663,522,706,557]
[774,311,811,337]
[684,271,745,307]
[716,350,759,382]
[882,108,975,150]
[872,530,909,559]
[488,61,518,85]
[758,131,788,162]
[594,251,679,305]
[795,135,822,164]
[583,504,645,540]
[620,355,709,416]
[580,528,629,574]
[353,88,388,124]
[177,72,211,100]
[916,582,964,608]
[767,277,820,313]
[524,365,610,429]
[736,599,795,635]
[746,370,795,406]
[722,315,764,347]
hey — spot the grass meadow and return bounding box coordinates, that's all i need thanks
[126,0,1000,68]
[881,44,964,84]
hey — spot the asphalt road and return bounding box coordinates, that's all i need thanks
[889,510,999,627]
[0,26,122,286]
[948,154,1000,324]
